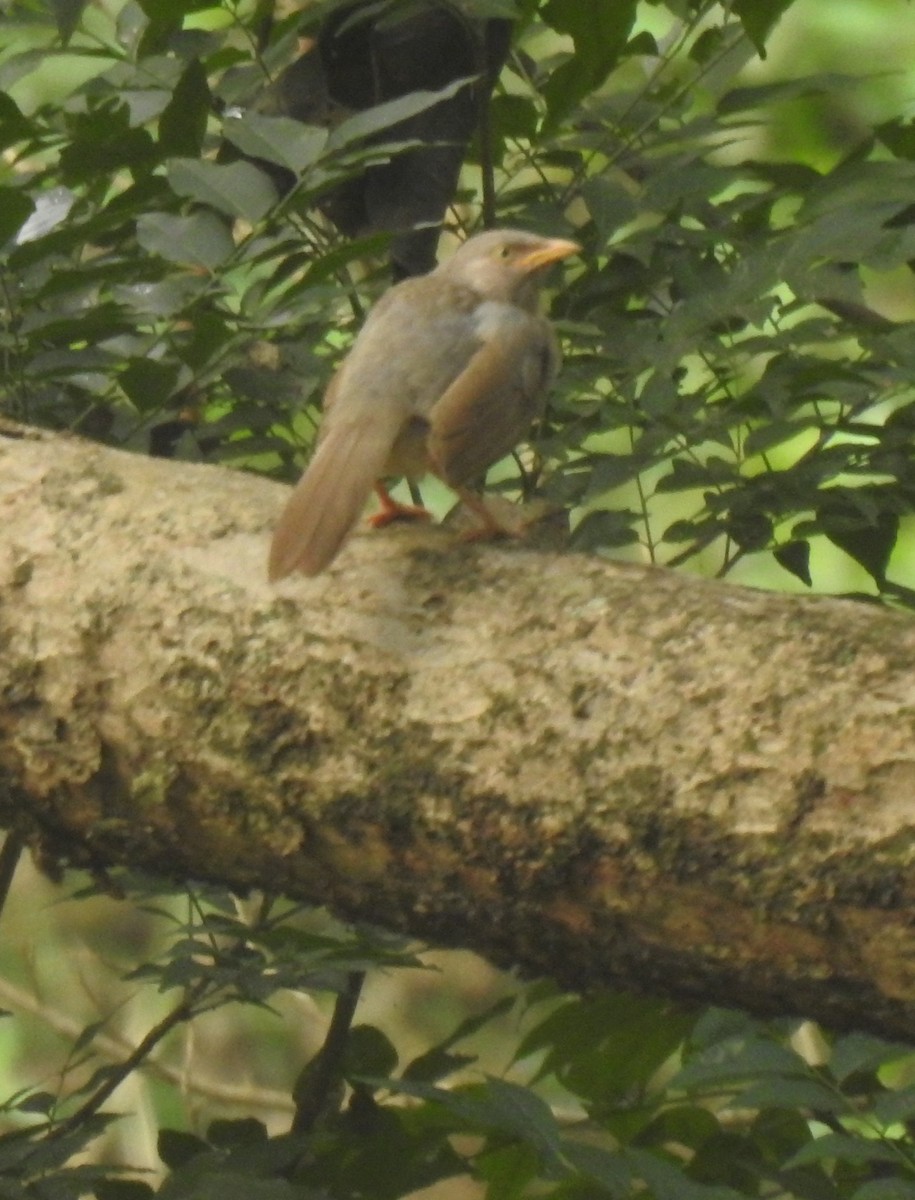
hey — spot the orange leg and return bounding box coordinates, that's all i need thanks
[368,482,432,528]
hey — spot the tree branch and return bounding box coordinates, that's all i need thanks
[1,423,914,1038]
[292,971,364,1133]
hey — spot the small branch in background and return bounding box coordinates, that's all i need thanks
[48,984,208,1141]
[291,971,365,1134]
[479,84,497,229]
[0,831,23,924]
[0,976,292,1112]
[252,0,275,52]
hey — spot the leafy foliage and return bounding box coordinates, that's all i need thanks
[2,0,915,1196]
[3,0,915,599]
[3,872,915,1199]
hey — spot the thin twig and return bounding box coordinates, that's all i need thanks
[479,87,497,229]
[0,976,292,1111]
[47,983,209,1140]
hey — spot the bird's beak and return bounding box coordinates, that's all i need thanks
[516,237,580,273]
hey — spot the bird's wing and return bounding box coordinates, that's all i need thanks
[425,312,559,488]
[268,281,477,580]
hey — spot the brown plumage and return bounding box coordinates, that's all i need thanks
[267,229,579,580]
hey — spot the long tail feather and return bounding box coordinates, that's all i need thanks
[268,422,396,580]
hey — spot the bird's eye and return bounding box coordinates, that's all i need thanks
[498,246,512,260]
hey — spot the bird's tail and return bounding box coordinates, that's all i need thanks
[268,420,395,580]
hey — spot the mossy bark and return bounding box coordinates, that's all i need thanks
[2,422,914,1038]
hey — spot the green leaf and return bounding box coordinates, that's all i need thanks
[735,1076,850,1113]
[690,26,728,66]
[515,993,630,1073]
[60,107,158,182]
[375,1077,564,1171]
[627,30,659,57]
[671,1035,808,1091]
[637,1105,722,1151]
[136,210,234,269]
[136,0,218,19]
[222,111,328,174]
[14,185,74,244]
[294,232,391,287]
[70,1017,110,1057]
[515,993,690,1105]
[94,1181,157,1200]
[119,358,181,408]
[401,1049,475,1083]
[158,1128,209,1170]
[112,278,207,317]
[343,1025,399,1078]
[571,509,640,550]
[876,117,915,161]
[464,0,521,14]
[731,0,797,57]
[49,0,91,41]
[743,420,812,457]
[774,541,812,587]
[852,1182,915,1200]
[830,1033,914,1084]
[541,0,638,121]
[159,1170,301,1200]
[654,457,738,493]
[818,497,898,587]
[206,1118,268,1150]
[798,159,915,222]
[0,48,46,94]
[625,1147,746,1200]
[580,176,638,239]
[328,76,476,150]
[718,74,857,115]
[177,310,235,369]
[489,94,539,143]
[158,59,211,157]
[584,454,645,493]
[16,1091,56,1115]
[560,1140,632,1196]
[5,1113,115,1172]
[479,1077,565,1167]
[0,92,32,152]
[477,1142,539,1200]
[403,994,515,1081]
[440,993,517,1047]
[0,189,34,245]
[785,1131,903,1169]
[873,1084,915,1126]
[167,158,278,222]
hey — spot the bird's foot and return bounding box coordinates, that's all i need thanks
[452,490,552,542]
[369,504,433,528]
[370,483,433,528]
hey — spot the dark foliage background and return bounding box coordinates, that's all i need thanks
[2,0,915,1196]
[5,0,915,600]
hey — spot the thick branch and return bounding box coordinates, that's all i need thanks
[1,423,914,1038]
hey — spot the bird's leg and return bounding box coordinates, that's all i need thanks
[369,482,432,528]
[450,486,558,542]
[453,488,526,542]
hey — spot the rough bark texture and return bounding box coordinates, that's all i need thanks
[1,422,914,1039]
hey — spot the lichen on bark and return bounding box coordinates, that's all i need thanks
[1,424,915,1037]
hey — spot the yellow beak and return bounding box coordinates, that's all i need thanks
[516,237,581,273]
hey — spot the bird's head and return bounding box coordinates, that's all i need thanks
[443,229,580,309]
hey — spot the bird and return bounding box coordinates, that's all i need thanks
[267,228,579,580]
